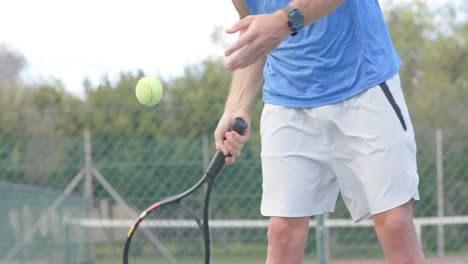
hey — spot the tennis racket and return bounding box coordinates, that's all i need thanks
[123,117,248,264]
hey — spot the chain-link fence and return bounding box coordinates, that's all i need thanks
[0,105,466,263]
[0,180,90,263]
[0,0,467,263]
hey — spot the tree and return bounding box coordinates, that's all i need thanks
[0,44,26,87]
[385,1,467,131]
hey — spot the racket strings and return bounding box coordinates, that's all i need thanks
[128,204,206,264]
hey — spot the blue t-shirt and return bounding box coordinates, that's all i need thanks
[244,0,401,108]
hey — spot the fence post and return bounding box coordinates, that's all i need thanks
[324,213,330,261]
[20,214,24,264]
[316,215,326,264]
[415,223,422,247]
[84,129,94,205]
[83,129,96,262]
[436,128,445,256]
[64,217,71,264]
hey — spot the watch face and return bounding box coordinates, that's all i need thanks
[290,11,304,29]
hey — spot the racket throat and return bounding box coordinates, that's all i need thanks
[206,151,226,179]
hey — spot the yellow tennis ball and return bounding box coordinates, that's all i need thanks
[135,77,163,106]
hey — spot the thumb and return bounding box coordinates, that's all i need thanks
[226,16,253,34]
[214,131,227,156]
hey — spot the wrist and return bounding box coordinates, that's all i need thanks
[223,107,249,117]
[278,5,305,36]
[272,10,292,37]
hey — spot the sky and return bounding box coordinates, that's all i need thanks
[0,0,237,97]
[0,0,461,98]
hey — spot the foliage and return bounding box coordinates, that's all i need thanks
[0,1,466,261]
[0,0,466,218]
[385,0,467,132]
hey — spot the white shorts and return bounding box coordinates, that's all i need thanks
[260,74,420,222]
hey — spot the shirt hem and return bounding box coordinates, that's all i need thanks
[263,67,400,108]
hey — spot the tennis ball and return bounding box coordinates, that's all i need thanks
[135,77,163,106]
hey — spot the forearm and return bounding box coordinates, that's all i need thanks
[224,57,266,115]
[286,0,345,26]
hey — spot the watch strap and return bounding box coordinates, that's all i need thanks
[281,5,296,14]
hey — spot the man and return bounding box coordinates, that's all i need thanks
[214,0,426,263]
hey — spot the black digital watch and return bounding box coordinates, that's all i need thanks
[281,5,304,36]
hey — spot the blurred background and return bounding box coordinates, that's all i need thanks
[0,0,466,263]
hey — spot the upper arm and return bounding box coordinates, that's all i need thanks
[232,0,249,18]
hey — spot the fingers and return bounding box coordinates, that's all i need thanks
[225,13,288,71]
[225,156,235,165]
[223,131,243,157]
[225,30,256,57]
[226,16,253,34]
[214,115,251,165]
[225,43,261,72]
[222,131,244,165]
[225,15,259,71]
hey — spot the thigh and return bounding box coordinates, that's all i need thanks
[260,104,339,217]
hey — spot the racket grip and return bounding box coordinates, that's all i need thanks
[230,117,248,135]
[206,117,248,177]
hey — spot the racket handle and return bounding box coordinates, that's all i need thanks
[230,117,248,135]
[206,117,248,177]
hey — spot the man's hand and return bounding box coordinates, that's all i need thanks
[214,113,251,165]
[224,11,290,72]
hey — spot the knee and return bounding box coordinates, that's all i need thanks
[372,203,425,263]
[266,217,309,264]
[267,221,292,247]
[267,217,308,249]
[374,210,414,235]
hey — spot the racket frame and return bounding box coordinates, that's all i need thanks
[123,118,247,264]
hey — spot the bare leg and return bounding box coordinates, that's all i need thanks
[373,200,426,264]
[265,216,310,264]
